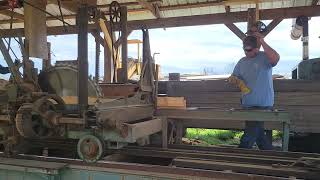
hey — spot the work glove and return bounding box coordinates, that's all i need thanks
[227,75,251,95]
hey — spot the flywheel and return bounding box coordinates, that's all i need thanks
[15,103,50,138]
[15,96,64,138]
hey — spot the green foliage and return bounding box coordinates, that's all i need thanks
[186,128,243,145]
[186,128,281,145]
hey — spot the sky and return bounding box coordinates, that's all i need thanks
[0,17,319,80]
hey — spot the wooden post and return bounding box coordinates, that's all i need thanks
[42,42,51,71]
[282,122,290,151]
[77,3,89,115]
[162,116,168,149]
[247,8,256,34]
[23,39,30,79]
[104,35,112,83]
[95,31,100,84]
[120,6,128,83]
[176,121,183,144]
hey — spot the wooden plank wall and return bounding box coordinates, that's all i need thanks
[158,80,320,133]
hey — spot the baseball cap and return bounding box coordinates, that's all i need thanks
[243,36,258,50]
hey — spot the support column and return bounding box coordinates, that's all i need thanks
[77,4,89,114]
[120,6,128,83]
[247,8,257,34]
[43,42,51,71]
[95,31,100,83]
[104,36,112,83]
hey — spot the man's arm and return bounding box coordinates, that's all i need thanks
[254,32,280,66]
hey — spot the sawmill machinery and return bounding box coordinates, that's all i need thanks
[0,1,160,161]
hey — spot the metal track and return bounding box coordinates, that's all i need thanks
[1,144,319,179]
[107,145,320,179]
[0,153,290,180]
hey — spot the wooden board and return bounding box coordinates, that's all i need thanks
[157,97,186,109]
[158,80,320,133]
[158,80,320,94]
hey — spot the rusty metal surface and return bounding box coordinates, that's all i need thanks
[172,157,320,179]
[168,144,320,159]
[111,145,320,165]
[0,154,289,180]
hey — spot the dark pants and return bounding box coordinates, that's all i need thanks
[238,106,273,150]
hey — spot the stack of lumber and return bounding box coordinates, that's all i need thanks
[157,97,186,109]
[157,79,320,133]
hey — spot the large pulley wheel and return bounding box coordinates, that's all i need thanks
[77,135,105,163]
[109,1,121,24]
[15,104,50,138]
[15,96,64,138]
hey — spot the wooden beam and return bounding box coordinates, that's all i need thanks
[77,4,89,112]
[137,0,161,18]
[224,23,246,40]
[90,32,105,48]
[124,5,320,31]
[0,9,24,20]
[120,6,128,83]
[247,8,256,33]
[224,5,245,40]
[93,31,100,83]
[262,18,283,37]
[114,30,133,48]
[1,5,320,37]
[48,0,97,12]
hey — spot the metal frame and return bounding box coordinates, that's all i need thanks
[158,108,290,151]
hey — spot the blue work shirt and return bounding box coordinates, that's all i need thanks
[232,51,274,107]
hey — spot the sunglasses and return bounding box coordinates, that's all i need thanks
[244,48,253,52]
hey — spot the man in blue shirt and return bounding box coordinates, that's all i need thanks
[230,32,280,150]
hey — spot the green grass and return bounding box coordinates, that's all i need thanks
[186,128,282,145]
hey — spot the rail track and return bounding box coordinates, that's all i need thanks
[0,143,319,179]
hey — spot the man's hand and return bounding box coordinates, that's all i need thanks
[252,31,280,66]
[252,31,265,43]
[227,76,251,95]
[227,75,238,84]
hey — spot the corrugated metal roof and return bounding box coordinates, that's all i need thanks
[0,0,317,29]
